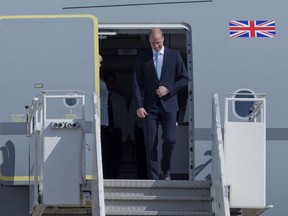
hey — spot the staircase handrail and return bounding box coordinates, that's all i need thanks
[91,93,106,216]
[211,93,230,216]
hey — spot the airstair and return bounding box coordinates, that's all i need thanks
[36,179,212,216]
[102,179,212,216]
[27,91,270,216]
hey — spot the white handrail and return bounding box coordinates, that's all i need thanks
[91,93,106,216]
[211,93,230,216]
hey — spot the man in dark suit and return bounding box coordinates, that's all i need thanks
[133,28,188,180]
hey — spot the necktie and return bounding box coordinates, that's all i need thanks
[155,52,162,80]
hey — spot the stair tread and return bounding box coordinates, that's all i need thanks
[104,179,211,189]
[105,194,212,201]
[106,210,214,215]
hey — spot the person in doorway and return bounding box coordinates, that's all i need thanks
[133,28,188,180]
[104,72,128,178]
[104,72,128,142]
[98,55,113,179]
[99,55,109,127]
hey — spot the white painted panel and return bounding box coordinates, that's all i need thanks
[224,122,266,207]
[42,125,84,205]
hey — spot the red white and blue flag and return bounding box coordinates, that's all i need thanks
[229,20,276,38]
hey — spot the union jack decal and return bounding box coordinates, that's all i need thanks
[229,20,276,38]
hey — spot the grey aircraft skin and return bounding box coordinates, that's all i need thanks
[0,0,287,215]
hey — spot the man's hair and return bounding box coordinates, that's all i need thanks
[149,28,163,38]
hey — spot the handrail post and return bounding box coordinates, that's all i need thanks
[91,93,106,216]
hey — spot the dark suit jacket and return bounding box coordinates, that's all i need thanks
[133,47,188,113]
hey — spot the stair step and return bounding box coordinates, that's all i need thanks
[104,180,211,196]
[105,194,212,201]
[104,179,211,189]
[104,179,213,214]
[106,210,214,216]
[105,202,211,212]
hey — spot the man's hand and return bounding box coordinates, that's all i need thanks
[137,108,148,118]
[156,86,169,97]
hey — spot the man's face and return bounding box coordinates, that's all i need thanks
[149,33,164,52]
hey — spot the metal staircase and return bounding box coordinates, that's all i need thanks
[28,92,213,216]
[104,179,213,216]
[39,179,213,216]
[28,92,271,216]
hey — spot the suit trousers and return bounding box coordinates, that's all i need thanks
[135,126,148,179]
[143,101,177,180]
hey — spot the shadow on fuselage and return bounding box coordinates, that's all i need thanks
[0,140,16,182]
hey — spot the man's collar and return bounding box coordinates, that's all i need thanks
[152,46,165,54]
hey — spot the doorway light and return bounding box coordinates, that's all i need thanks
[98,32,117,36]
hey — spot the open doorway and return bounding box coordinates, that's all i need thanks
[98,24,192,180]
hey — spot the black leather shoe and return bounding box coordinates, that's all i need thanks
[161,171,171,180]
